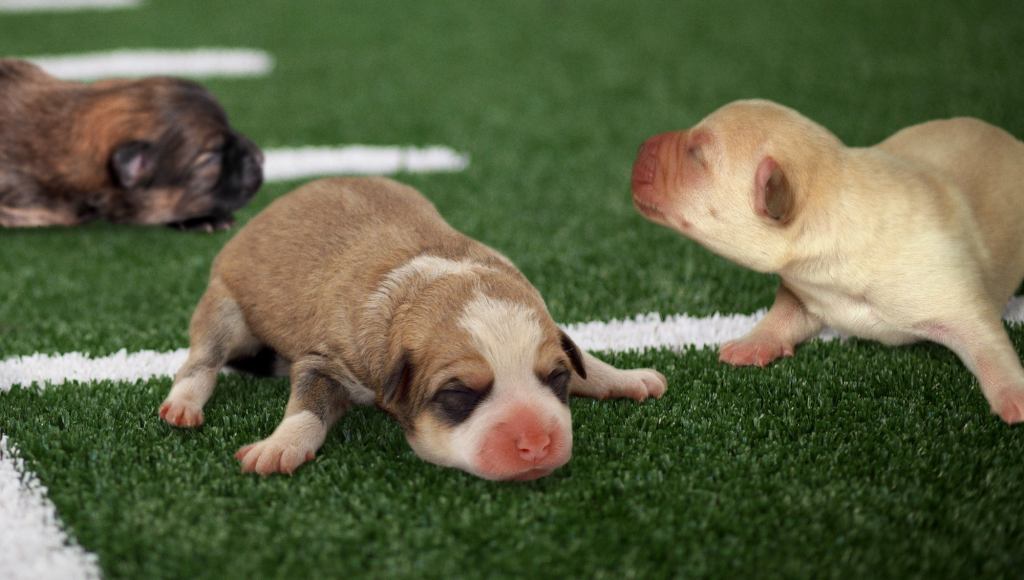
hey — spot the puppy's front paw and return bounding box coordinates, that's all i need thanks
[159,399,204,428]
[169,214,235,233]
[235,439,316,475]
[595,368,668,401]
[989,388,1024,424]
[719,334,794,367]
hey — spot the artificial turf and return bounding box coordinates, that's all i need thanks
[1,0,1023,578]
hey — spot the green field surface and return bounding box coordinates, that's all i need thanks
[1,0,1023,578]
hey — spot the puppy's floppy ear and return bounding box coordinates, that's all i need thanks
[559,331,587,379]
[754,156,794,223]
[381,349,415,407]
[110,140,156,188]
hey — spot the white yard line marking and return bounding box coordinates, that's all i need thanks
[263,146,471,181]
[0,436,100,580]
[0,0,138,12]
[1,349,188,393]
[3,296,1023,392]
[25,48,273,80]
[571,295,1024,352]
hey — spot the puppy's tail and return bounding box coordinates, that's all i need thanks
[227,346,290,377]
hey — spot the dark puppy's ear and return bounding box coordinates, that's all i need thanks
[110,140,156,188]
[754,156,795,223]
[381,350,415,407]
[559,331,587,379]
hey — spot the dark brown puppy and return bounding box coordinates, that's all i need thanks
[0,59,263,230]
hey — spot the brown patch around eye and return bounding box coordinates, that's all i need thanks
[432,380,493,425]
[538,366,571,404]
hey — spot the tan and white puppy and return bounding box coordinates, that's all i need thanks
[160,177,667,480]
[631,99,1024,423]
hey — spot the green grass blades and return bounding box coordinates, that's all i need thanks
[1,343,1023,578]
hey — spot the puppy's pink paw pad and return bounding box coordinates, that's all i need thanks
[991,390,1024,425]
[159,399,204,428]
[719,336,793,367]
[236,440,315,476]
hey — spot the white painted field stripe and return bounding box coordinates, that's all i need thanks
[3,296,1022,392]
[263,146,471,181]
[0,0,138,12]
[25,48,273,80]
[1,348,188,393]
[0,436,100,580]
[571,296,1024,352]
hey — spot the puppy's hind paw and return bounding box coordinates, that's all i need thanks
[719,334,794,367]
[236,439,316,476]
[159,399,204,428]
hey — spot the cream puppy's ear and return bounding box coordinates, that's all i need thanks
[754,156,794,223]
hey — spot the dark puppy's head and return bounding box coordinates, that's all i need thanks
[102,78,263,226]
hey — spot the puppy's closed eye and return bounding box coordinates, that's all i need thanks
[687,144,705,167]
[433,381,492,424]
[543,367,571,403]
[194,149,223,168]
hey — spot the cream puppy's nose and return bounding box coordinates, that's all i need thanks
[632,131,675,195]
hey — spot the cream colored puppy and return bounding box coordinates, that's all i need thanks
[631,99,1024,423]
[160,177,667,480]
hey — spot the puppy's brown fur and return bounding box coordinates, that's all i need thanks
[0,59,263,230]
[632,99,1024,423]
[160,177,667,480]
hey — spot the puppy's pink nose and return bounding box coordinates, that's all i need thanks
[516,431,551,462]
[632,132,673,194]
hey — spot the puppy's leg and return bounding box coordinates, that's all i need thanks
[160,278,260,427]
[720,283,823,367]
[570,351,667,401]
[236,355,354,475]
[0,205,80,227]
[921,313,1024,424]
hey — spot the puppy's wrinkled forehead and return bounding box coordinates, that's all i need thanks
[458,294,545,379]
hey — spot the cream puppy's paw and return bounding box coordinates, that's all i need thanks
[159,399,204,428]
[719,334,794,367]
[235,440,316,475]
[598,368,668,401]
[989,388,1024,424]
